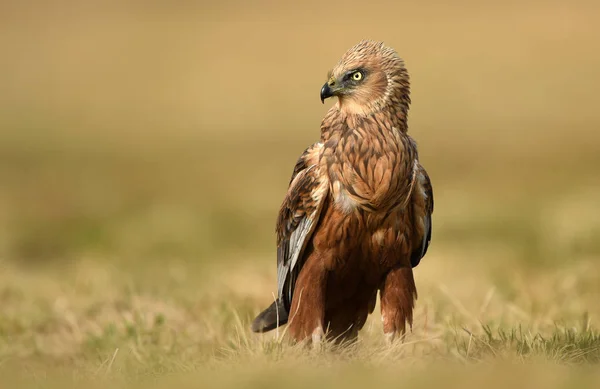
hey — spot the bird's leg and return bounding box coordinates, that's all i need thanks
[383,330,396,346]
[311,325,325,350]
[379,265,417,344]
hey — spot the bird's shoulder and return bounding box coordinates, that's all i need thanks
[288,142,324,185]
[414,162,433,214]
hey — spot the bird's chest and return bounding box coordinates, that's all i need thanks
[325,132,412,214]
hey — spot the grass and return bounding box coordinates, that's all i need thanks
[1,227,599,387]
[1,1,600,387]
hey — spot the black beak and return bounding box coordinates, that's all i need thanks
[320,83,333,104]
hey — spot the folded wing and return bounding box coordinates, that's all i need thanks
[276,143,329,310]
[410,162,434,267]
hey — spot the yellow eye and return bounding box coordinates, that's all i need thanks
[352,71,363,81]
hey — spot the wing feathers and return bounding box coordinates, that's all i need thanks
[410,163,433,267]
[276,144,328,309]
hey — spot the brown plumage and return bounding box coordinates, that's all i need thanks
[251,40,434,345]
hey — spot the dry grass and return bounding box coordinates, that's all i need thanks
[1,1,600,387]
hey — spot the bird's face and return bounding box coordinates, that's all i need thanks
[320,63,388,112]
[320,67,370,103]
[320,40,407,116]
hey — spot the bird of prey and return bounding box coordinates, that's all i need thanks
[251,40,433,345]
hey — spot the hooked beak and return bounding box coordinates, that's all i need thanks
[320,83,334,104]
[320,77,341,104]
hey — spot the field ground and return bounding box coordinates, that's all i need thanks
[1,1,600,387]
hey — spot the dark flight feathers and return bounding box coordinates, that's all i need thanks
[251,298,289,333]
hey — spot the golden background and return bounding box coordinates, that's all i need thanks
[1,1,599,386]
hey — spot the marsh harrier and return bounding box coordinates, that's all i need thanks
[251,40,433,345]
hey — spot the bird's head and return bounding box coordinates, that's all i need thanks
[320,40,410,116]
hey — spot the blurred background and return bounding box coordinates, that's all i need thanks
[1,0,599,383]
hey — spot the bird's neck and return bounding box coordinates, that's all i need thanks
[320,100,408,142]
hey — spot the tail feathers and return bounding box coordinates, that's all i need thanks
[251,299,289,333]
